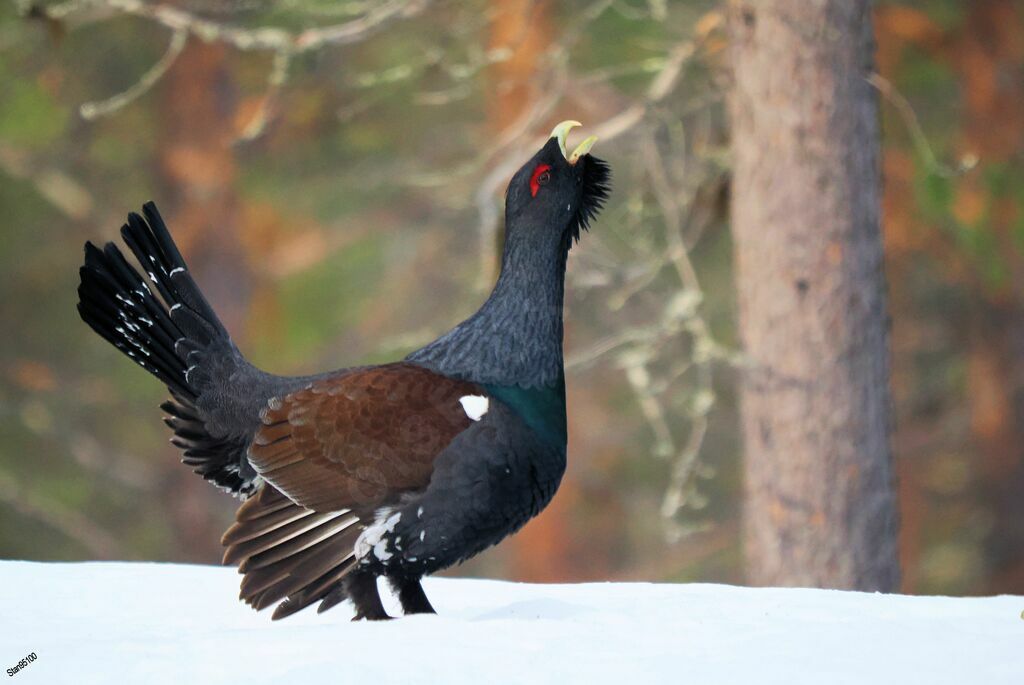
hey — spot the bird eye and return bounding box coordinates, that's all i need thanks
[529,163,552,197]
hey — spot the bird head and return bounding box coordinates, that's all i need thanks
[505,121,611,250]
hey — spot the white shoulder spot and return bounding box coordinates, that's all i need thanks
[459,395,489,422]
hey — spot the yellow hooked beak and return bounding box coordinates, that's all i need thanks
[550,120,598,165]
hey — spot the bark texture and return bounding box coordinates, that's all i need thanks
[158,41,248,562]
[727,0,900,590]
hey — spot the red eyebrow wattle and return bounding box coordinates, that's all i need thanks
[529,164,551,197]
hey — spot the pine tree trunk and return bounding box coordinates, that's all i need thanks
[157,41,247,562]
[727,0,900,590]
[484,0,577,582]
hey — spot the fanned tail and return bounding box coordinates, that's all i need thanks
[77,202,260,496]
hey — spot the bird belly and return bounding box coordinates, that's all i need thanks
[356,399,567,576]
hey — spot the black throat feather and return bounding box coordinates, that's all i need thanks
[408,154,611,391]
[567,155,612,245]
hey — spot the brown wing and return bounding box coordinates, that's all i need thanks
[222,363,481,619]
[248,362,481,513]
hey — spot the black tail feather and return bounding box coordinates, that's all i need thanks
[78,245,194,399]
[78,202,259,497]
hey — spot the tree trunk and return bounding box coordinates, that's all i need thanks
[727,0,900,590]
[484,0,577,582]
[157,41,248,562]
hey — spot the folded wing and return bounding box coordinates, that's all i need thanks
[222,362,483,618]
[250,362,481,512]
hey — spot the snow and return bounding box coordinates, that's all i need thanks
[0,561,1021,684]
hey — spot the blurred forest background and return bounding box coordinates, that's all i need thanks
[1,0,1022,596]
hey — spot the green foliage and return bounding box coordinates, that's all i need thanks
[913,163,1008,289]
[0,66,66,146]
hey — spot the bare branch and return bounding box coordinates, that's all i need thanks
[80,27,187,121]
[868,72,977,178]
[237,48,292,141]
[38,0,430,53]
[0,143,94,219]
[28,0,432,123]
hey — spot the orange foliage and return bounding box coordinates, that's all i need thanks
[878,0,1024,593]
[486,0,552,132]
[8,360,56,393]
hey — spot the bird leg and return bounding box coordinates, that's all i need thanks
[344,571,391,621]
[389,576,436,615]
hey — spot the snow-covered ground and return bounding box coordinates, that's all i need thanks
[0,561,1020,684]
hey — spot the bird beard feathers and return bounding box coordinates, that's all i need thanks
[567,154,612,247]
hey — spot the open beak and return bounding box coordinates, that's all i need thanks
[550,120,598,165]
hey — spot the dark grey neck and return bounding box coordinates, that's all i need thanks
[407,226,569,389]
